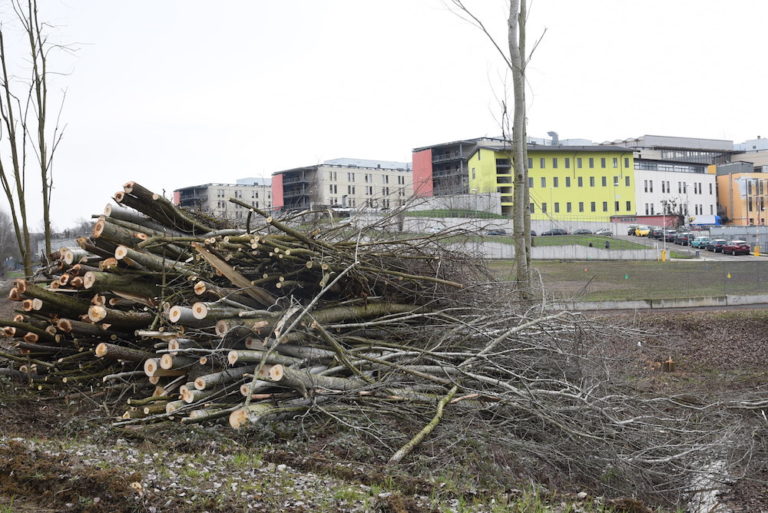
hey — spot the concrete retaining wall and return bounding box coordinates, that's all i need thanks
[550,294,768,311]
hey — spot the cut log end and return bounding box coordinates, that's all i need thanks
[168,306,183,323]
[83,272,96,289]
[160,354,174,370]
[88,305,108,323]
[193,377,207,391]
[95,343,108,358]
[92,219,106,239]
[227,352,238,366]
[114,245,129,260]
[192,302,208,320]
[193,281,207,296]
[143,358,159,377]
[229,408,249,429]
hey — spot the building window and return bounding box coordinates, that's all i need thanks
[578,176,583,187]
[613,176,619,187]
[613,157,618,168]
[624,158,630,168]
[565,158,570,168]
[348,185,356,194]
[542,202,547,213]
[566,202,572,213]
[651,204,655,215]
[710,205,714,214]
[645,203,649,215]
[554,202,560,213]
[579,202,584,212]
[528,158,533,168]
[384,175,389,184]
[528,177,534,188]
[541,177,546,188]
[626,201,631,211]
[577,158,583,168]
[565,176,571,187]
[540,158,546,169]
[366,186,373,195]
[589,157,594,168]
[553,177,559,187]
[530,203,535,213]
[590,201,596,212]
[601,176,607,187]
[678,182,682,193]
[625,176,630,187]
[472,168,476,180]
[615,201,620,211]
[602,201,608,212]
[553,158,558,169]
[601,158,606,168]
[649,180,653,193]
[709,183,712,194]
[589,176,595,187]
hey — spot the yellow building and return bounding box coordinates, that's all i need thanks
[715,166,768,225]
[467,145,636,221]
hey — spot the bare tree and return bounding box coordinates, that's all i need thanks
[0,0,66,276]
[449,0,541,296]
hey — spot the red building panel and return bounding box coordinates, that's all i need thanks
[272,174,284,210]
[412,149,433,197]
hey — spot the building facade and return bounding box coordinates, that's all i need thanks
[467,144,636,221]
[173,181,272,222]
[633,160,718,221]
[272,158,413,211]
[716,162,768,226]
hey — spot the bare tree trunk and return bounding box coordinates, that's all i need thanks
[0,0,64,274]
[509,0,531,295]
[0,30,32,276]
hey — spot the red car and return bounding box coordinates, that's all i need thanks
[721,240,751,256]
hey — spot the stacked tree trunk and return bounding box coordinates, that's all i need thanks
[1,181,487,430]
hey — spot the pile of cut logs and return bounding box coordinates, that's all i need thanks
[1,181,490,433]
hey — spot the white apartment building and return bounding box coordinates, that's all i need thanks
[634,160,718,220]
[173,180,272,222]
[273,158,413,211]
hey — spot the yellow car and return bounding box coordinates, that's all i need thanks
[634,225,651,237]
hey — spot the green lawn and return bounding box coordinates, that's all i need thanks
[487,260,768,301]
[532,235,647,250]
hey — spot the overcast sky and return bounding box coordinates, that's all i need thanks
[2,0,768,229]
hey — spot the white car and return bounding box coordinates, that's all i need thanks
[594,228,612,237]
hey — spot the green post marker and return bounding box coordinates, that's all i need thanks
[624,274,629,280]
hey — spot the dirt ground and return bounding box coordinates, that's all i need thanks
[1,282,767,512]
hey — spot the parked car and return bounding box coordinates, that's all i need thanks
[649,229,664,239]
[594,228,612,237]
[486,229,507,236]
[705,239,728,252]
[663,230,678,242]
[634,225,651,237]
[690,236,711,249]
[530,230,537,237]
[541,228,569,236]
[573,229,593,235]
[627,225,639,236]
[674,232,692,245]
[721,240,751,255]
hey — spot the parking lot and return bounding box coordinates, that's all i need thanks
[623,228,764,261]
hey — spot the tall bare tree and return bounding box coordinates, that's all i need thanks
[450,0,539,295]
[0,0,66,275]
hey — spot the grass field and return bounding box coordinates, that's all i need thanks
[488,259,768,300]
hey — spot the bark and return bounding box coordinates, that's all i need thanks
[509,0,531,295]
[95,342,153,363]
